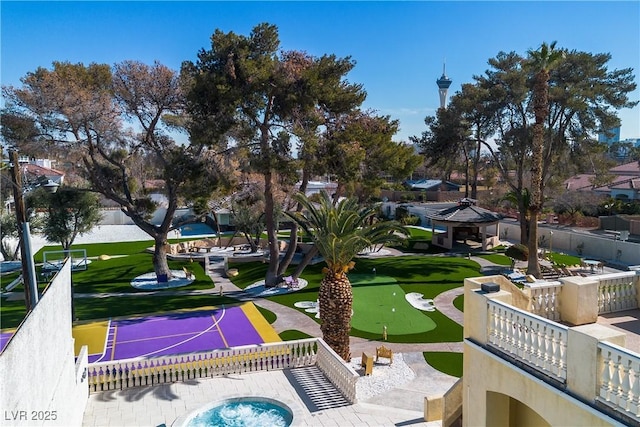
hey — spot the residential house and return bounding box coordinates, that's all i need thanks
[564,161,640,201]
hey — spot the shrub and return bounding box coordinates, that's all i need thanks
[505,243,529,262]
[400,214,421,226]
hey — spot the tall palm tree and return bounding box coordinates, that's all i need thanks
[525,41,564,278]
[501,188,531,245]
[286,191,407,361]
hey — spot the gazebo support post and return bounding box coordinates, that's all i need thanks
[481,226,487,251]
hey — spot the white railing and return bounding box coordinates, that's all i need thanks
[315,339,359,404]
[598,341,640,423]
[527,281,562,321]
[88,339,318,393]
[76,345,89,386]
[488,299,568,382]
[598,272,638,314]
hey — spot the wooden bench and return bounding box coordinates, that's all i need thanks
[376,345,393,365]
[361,352,373,376]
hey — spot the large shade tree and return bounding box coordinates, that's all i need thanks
[286,191,406,361]
[319,111,421,203]
[183,23,367,287]
[414,45,637,260]
[3,61,229,281]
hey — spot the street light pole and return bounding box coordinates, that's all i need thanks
[9,150,38,311]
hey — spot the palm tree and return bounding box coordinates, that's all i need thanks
[286,191,407,361]
[525,41,565,278]
[501,188,531,245]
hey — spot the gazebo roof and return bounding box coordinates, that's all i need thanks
[428,198,503,226]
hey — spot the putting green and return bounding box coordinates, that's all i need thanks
[350,274,436,335]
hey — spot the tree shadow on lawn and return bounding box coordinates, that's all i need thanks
[352,257,481,283]
[71,255,212,294]
[33,241,155,262]
[73,294,239,323]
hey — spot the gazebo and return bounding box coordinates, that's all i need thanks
[428,198,503,251]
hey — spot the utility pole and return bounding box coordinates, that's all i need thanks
[9,150,38,311]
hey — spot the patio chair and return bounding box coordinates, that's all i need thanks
[283,276,299,289]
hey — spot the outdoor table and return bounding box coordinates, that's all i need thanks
[583,259,600,273]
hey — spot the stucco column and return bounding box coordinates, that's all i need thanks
[464,276,513,344]
[566,324,625,402]
[559,276,599,325]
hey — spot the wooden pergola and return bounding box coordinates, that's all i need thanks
[428,198,503,251]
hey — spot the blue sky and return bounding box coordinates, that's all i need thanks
[2,1,639,143]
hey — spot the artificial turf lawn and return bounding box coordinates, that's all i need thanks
[69,254,214,294]
[1,239,238,328]
[351,274,435,335]
[2,239,474,347]
[547,252,582,266]
[0,299,27,329]
[1,294,232,330]
[423,351,463,378]
[32,241,216,294]
[229,255,476,344]
[478,253,512,266]
[255,304,277,324]
[279,330,313,341]
[72,294,239,323]
[453,295,464,312]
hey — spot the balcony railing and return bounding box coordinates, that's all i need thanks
[468,274,640,425]
[598,272,638,314]
[523,271,639,322]
[488,299,568,382]
[87,338,359,403]
[598,341,640,421]
[527,281,562,321]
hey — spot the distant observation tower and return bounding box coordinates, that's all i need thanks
[436,63,452,109]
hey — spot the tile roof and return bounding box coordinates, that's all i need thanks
[22,163,64,177]
[564,174,595,190]
[609,161,640,175]
[428,200,503,224]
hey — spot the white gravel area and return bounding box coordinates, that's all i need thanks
[349,353,416,400]
[130,270,194,290]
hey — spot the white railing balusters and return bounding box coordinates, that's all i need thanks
[598,272,638,314]
[86,338,362,401]
[527,282,562,321]
[598,341,640,422]
[315,340,359,404]
[487,300,568,382]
